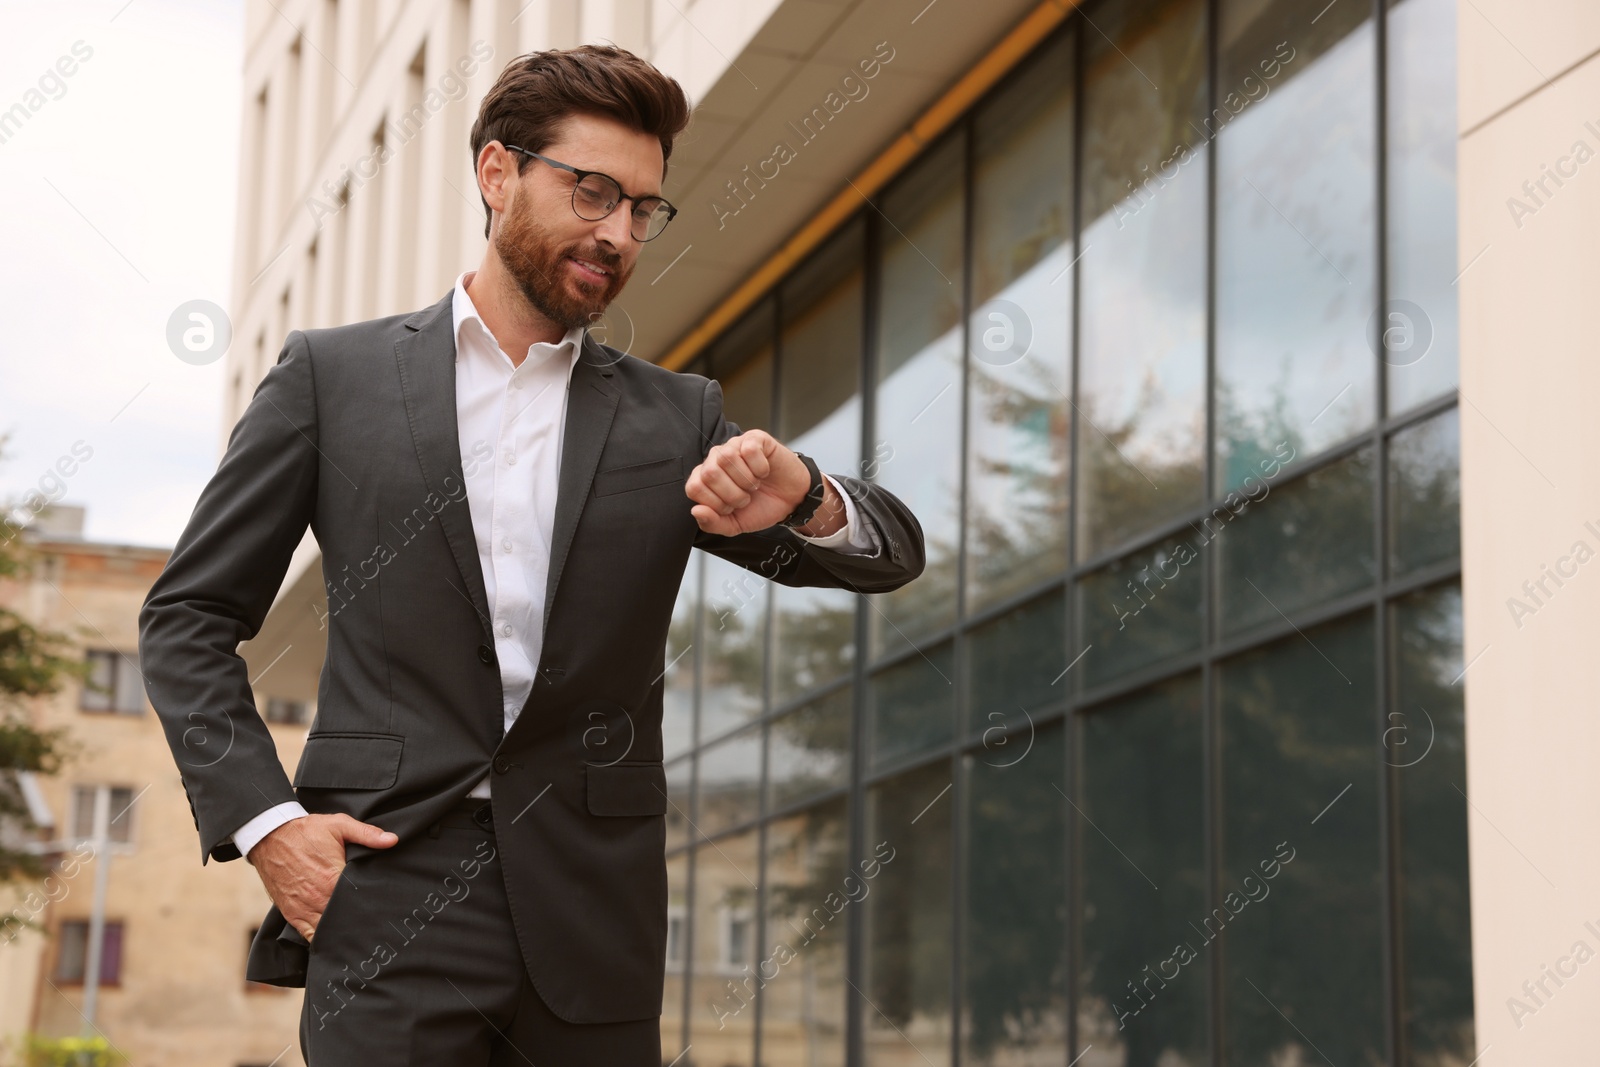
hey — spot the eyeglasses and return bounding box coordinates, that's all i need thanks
[502,144,678,243]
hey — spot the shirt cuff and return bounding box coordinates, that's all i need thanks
[231,801,310,859]
[789,474,881,557]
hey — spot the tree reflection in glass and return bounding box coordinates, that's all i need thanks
[1220,612,1382,1067]
[1078,676,1205,1066]
[1077,0,1207,559]
[776,222,864,703]
[761,797,851,1067]
[966,31,1073,610]
[872,134,965,658]
[1215,0,1377,488]
[864,760,953,1066]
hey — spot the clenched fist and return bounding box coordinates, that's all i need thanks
[685,429,844,538]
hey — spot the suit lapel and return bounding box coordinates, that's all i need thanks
[394,291,494,640]
[542,332,620,636]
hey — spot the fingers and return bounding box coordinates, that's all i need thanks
[686,432,774,516]
[336,813,399,848]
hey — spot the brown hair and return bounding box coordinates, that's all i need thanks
[469,45,692,238]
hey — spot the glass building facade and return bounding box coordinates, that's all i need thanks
[661,0,1468,1063]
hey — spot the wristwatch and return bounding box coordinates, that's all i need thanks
[778,452,827,529]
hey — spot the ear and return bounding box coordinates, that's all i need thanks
[477,142,517,219]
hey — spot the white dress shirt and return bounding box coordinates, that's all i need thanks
[231,270,878,857]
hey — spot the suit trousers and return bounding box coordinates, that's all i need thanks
[297,796,662,1065]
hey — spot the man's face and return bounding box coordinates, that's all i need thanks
[493,113,663,332]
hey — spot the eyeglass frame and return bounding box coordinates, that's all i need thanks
[501,143,679,242]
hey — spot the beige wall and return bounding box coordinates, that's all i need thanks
[1458,0,1600,1059]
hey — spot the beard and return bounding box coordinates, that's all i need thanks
[495,191,631,332]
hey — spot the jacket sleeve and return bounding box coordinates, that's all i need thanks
[138,330,320,865]
[690,377,925,593]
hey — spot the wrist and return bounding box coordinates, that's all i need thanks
[793,477,848,538]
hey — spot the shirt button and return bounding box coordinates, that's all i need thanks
[477,645,494,665]
[511,378,523,389]
[501,624,512,637]
[505,452,517,465]
[502,538,513,553]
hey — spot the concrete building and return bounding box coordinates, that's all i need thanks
[221,0,1598,1064]
[0,506,312,1066]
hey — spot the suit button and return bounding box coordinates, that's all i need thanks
[493,755,512,774]
[478,645,494,665]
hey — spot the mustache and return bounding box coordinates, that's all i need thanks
[564,246,622,271]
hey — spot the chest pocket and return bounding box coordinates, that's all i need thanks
[593,455,682,497]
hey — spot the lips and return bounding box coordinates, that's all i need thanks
[567,256,611,281]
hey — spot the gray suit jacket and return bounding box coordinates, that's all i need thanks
[137,288,924,1023]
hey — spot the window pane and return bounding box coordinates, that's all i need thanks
[1077,0,1207,557]
[55,921,87,982]
[71,786,96,840]
[1078,675,1206,1064]
[1392,583,1474,1062]
[688,833,760,1064]
[100,921,123,984]
[81,651,113,711]
[962,721,1066,1064]
[872,133,964,656]
[663,851,689,1059]
[667,757,692,851]
[1078,534,1203,691]
[700,552,766,739]
[761,797,850,1067]
[113,654,143,713]
[1386,0,1459,412]
[1219,448,1376,636]
[108,786,134,844]
[868,643,955,773]
[664,555,699,762]
[697,726,762,839]
[1389,408,1460,577]
[775,223,863,702]
[964,588,1065,738]
[1216,0,1377,488]
[768,687,851,811]
[864,761,952,1067]
[966,31,1073,610]
[1220,613,1382,1066]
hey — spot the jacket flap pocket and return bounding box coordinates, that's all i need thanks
[293,733,403,790]
[593,455,682,497]
[585,761,668,816]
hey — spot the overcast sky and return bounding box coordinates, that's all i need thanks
[0,0,242,549]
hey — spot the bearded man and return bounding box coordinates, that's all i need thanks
[139,43,924,1066]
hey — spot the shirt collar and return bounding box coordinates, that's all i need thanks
[451,270,586,370]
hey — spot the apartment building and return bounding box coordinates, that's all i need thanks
[0,506,314,1065]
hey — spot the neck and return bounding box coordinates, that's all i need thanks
[465,256,568,367]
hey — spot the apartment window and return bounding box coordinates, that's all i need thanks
[264,697,310,725]
[80,650,143,714]
[71,785,136,845]
[54,920,122,985]
[720,904,753,972]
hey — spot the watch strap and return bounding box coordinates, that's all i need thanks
[778,452,826,529]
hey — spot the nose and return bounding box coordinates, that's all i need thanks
[594,203,637,253]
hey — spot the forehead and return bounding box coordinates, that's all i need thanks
[542,113,665,197]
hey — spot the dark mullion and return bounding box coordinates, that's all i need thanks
[1202,0,1224,1061]
[1372,0,1405,1063]
[1063,14,1087,1065]
[948,103,978,1067]
[846,195,882,1067]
